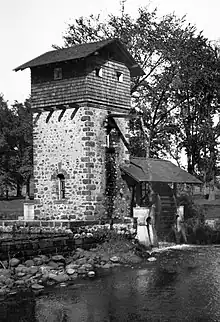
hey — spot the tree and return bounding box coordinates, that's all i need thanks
[11,99,33,197]
[0,94,18,198]
[56,5,220,183]
[0,95,33,198]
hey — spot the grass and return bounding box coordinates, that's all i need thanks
[0,198,25,219]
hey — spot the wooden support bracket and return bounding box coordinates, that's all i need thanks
[107,112,137,119]
[58,108,66,122]
[111,117,130,151]
[70,107,80,120]
[33,112,42,125]
[46,110,54,123]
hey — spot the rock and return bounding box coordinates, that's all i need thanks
[22,274,32,281]
[94,264,102,268]
[65,258,73,265]
[28,266,39,276]
[33,257,43,266]
[69,273,78,280]
[47,261,59,269]
[88,271,95,278]
[41,273,49,283]
[25,260,35,267]
[4,278,14,287]
[39,265,53,274]
[51,255,65,263]
[9,258,20,267]
[71,253,80,261]
[66,268,76,275]
[9,289,18,296]
[83,263,93,271]
[31,283,44,290]
[15,265,25,273]
[15,280,25,286]
[35,273,42,278]
[66,263,80,270]
[148,257,157,262]
[0,275,8,284]
[110,256,120,263]
[102,263,112,269]
[38,255,49,263]
[0,269,11,277]
[101,254,110,262]
[77,267,87,274]
[76,258,87,265]
[76,248,84,253]
[1,261,8,269]
[0,287,8,296]
[49,273,69,283]
[121,253,142,264]
[48,273,57,280]
[87,258,95,265]
[17,272,26,278]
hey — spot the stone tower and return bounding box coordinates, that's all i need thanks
[15,39,144,221]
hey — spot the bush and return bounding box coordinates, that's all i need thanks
[175,193,220,244]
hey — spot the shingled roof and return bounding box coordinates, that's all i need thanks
[121,157,202,184]
[14,38,144,76]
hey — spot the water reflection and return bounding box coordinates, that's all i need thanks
[2,246,220,321]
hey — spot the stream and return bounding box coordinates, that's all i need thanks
[1,245,220,321]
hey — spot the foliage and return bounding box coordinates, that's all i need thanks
[0,95,33,198]
[56,5,220,183]
[104,148,117,223]
[177,193,205,222]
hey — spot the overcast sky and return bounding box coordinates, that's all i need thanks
[1,0,220,104]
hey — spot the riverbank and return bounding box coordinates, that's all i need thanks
[0,236,158,300]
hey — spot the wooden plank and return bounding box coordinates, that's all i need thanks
[46,110,54,123]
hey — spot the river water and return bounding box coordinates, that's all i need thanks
[1,245,220,321]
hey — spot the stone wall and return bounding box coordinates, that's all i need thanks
[33,103,130,221]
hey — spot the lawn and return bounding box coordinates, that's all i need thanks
[0,198,25,219]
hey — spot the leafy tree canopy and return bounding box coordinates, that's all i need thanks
[55,4,220,183]
[0,94,33,198]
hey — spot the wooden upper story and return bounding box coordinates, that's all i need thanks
[15,39,144,110]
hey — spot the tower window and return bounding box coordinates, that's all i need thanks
[57,173,65,199]
[116,71,123,82]
[54,67,62,80]
[95,67,103,77]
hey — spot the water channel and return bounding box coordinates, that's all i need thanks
[1,245,220,321]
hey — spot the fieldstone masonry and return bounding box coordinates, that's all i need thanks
[33,103,130,220]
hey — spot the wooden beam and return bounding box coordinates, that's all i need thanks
[46,110,54,123]
[33,112,42,125]
[111,117,130,151]
[70,107,80,120]
[107,112,137,119]
[58,108,66,122]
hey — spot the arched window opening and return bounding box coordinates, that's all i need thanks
[57,173,65,199]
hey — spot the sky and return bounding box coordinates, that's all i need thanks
[1,0,220,104]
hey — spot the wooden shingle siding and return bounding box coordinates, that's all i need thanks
[31,57,131,109]
[86,60,130,108]
[31,77,87,107]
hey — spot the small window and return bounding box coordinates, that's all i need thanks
[54,67,62,80]
[116,71,123,82]
[95,67,103,77]
[57,173,65,199]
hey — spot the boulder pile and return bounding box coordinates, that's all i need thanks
[0,237,158,299]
